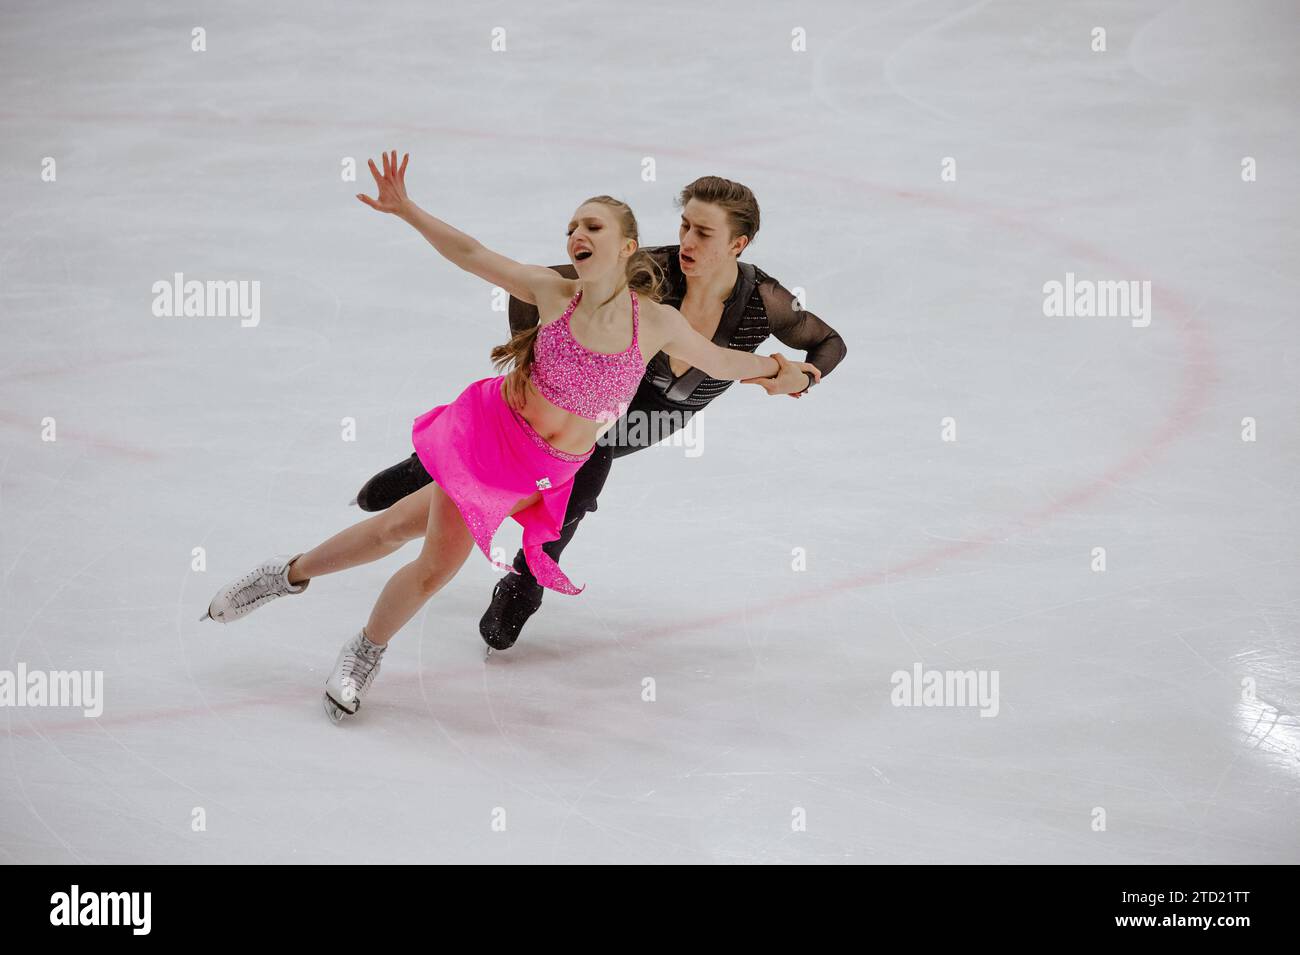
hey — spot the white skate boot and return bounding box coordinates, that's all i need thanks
[323,629,387,724]
[200,553,310,623]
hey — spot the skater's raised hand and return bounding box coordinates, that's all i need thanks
[356,150,410,216]
[743,352,822,397]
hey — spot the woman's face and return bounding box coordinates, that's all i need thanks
[567,203,632,278]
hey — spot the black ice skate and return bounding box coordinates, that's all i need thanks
[353,452,431,511]
[480,571,544,656]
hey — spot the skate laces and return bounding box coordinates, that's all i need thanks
[231,562,286,607]
[342,634,384,686]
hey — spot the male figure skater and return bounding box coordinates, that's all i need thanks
[355,176,848,650]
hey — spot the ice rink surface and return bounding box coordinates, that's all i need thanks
[1,0,1297,863]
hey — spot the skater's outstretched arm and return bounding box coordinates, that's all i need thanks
[356,150,569,306]
[645,302,822,387]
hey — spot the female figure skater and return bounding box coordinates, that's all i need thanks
[201,150,820,723]
[355,175,847,653]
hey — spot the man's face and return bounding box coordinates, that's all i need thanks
[678,199,747,278]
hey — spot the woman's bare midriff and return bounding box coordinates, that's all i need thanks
[502,377,610,457]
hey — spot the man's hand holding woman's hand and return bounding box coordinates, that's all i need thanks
[743,352,821,397]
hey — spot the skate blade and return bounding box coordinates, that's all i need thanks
[323,693,354,724]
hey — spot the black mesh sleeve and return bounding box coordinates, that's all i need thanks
[507,264,579,335]
[757,274,848,379]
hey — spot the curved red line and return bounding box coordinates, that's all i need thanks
[0,110,1218,730]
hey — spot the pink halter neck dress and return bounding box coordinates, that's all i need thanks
[411,287,642,594]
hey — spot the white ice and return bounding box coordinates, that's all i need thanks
[1,0,1297,863]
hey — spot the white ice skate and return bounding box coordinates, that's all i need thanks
[200,553,310,623]
[323,629,387,724]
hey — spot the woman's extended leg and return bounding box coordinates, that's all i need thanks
[205,488,432,624]
[287,482,437,584]
[363,488,541,644]
[323,488,542,721]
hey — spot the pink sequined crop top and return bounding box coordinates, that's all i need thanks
[531,288,643,422]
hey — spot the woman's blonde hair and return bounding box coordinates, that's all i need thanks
[491,196,666,383]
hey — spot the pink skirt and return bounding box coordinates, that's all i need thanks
[411,376,593,595]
